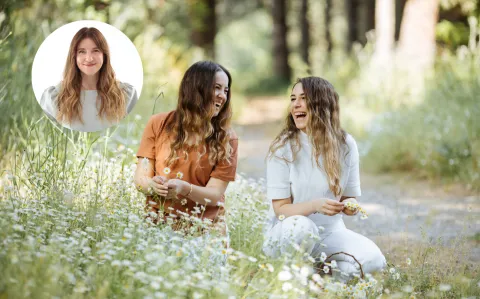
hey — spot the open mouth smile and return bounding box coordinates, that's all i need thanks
[294,112,307,119]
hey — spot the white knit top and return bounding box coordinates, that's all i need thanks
[39,82,138,132]
[265,131,361,232]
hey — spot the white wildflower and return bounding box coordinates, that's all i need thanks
[300,266,310,277]
[438,284,451,292]
[320,252,327,262]
[248,256,257,263]
[282,282,293,292]
[266,264,274,272]
[323,266,329,274]
[278,270,293,281]
[312,273,323,283]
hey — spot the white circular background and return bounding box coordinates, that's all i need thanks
[32,20,143,104]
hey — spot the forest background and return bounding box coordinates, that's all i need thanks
[0,0,479,298]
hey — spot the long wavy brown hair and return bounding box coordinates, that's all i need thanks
[165,61,233,167]
[56,27,126,124]
[268,77,347,196]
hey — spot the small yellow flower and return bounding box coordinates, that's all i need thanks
[176,250,182,257]
[163,167,171,175]
[176,172,184,179]
[278,214,285,221]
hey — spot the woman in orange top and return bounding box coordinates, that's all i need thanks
[134,61,238,231]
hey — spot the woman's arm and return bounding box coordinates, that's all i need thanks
[272,197,345,218]
[165,177,229,206]
[133,157,168,196]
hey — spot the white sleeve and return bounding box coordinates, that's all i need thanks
[40,86,59,120]
[266,147,291,200]
[120,82,138,114]
[343,135,361,197]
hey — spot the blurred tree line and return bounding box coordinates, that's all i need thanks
[0,0,479,187]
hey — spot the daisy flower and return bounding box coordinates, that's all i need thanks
[163,167,171,175]
[278,214,285,221]
[176,172,184,179]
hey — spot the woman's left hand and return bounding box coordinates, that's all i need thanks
[342,198,359,216]
[165,179,189,199]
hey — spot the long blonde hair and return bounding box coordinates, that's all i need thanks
[165,61,233,167]
[268,77,347,196]
[56,27,126,124]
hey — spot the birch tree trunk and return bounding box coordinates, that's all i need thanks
[397,0,440,71]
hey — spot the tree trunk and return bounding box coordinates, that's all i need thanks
[366,0,375,32]
[394,0,407,41]
[325,0,333,54]
[346,0,359,52]
[272,0,291,82]
[300,0,310,68]
[397,0,439,70]
[189,0,217,60]
[373,0,395,63]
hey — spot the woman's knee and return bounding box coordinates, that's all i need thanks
[362,252,387,273]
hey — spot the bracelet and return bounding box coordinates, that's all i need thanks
[185,183,193,197]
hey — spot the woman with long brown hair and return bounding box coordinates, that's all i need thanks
[134,61,237,235]
[40,27,137,132]
[263,77,386,280]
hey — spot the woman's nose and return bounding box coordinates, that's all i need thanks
[293,98,301,107]
[218,92,226,100]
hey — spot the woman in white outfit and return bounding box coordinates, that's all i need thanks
[263,77,386,280]
[40,27,138,132]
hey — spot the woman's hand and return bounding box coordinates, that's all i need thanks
[165,179,190,199]
[342,197,359,216]
[147,176,168,196]
[312,198,345,216]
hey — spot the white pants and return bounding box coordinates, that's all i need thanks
[263,216,386,278]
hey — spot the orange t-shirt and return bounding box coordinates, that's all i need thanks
[136,110,238,222]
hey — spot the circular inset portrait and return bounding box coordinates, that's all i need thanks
[32,20,143,132]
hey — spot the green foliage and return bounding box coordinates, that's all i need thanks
[437,20,470,49]
[362,49,480,189]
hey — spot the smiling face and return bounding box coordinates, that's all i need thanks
[212,71,229,117]
[76,38,104,77]
[290,82,308,133]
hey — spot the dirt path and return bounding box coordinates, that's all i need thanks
[233,97,480,261]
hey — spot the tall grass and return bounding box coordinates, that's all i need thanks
[0,117,479,298]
